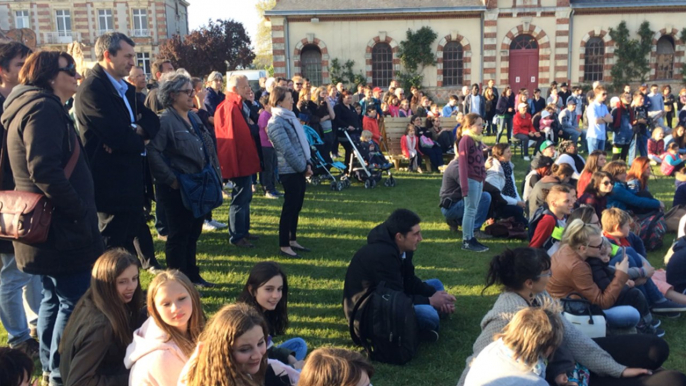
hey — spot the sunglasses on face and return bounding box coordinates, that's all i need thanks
[178,88,195,96]
[601,180,612,186]
[587,242,603,249]
[58,63,77,77]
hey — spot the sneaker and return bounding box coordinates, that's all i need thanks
[265,192,281,199]
[523,156,531,161]
[13,338,39,360]
[651,319,662,328]
[208,219,228,229]
[202,220,218,231]
[418,329,439,342]
[224,181,235,190]
[651,300,686,313]
[446,148,455,155]
[657,311,681,318]
[462,237,489,253]
[473,230,493,239]
[637,323,665,338]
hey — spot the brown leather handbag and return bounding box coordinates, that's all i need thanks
[0,129,80,244]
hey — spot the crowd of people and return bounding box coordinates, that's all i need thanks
[2,28,686,386]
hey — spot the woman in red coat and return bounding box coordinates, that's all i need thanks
[512,103,539,161]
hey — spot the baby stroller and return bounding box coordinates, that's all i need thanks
[303,125,350,191]
[342,130,395,189]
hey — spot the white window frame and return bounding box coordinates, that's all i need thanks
[15,10,30,29]
[55,10,71,36]
[98,9,114,34]
[136,52,151,75]
[132,9,148,37]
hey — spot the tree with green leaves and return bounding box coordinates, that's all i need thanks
[254,0,276,71]
[396,27,437,90]
[608,21,654,90]
[157,19,255,78]
[329,58,366,88]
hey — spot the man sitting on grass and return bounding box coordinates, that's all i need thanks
[343,209,456,342]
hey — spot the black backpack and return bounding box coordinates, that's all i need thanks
[349,281,419,365]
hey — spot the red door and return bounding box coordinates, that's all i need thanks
[509,35,539,93]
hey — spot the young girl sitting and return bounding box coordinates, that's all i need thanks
[237,261,308,369]
[125,270,205,386]
[178,303,296,386]
[661,142,686,176]
[648,127,665,165]
[401,123,423,172]
[298,348,375,386]
[60,249,145,385]
[359,130,392,170]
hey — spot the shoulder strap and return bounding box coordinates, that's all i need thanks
[64,133,80,179]
[348,284,376,356]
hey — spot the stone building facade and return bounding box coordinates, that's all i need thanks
[0,0,190,75]
[266,0,686,97]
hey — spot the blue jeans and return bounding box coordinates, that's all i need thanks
[604,305,641,329]
[462,179,483,241]
[609,249,665,305]
[496,116,512,144]
[587,137,605,154]
[628,134,649,167]
[39,270,91,384]
[441,192,491,231]
[228,176,253,244]
[414,279,444,332]
[0,254,41,346]
[562,127,581,145]
[278,337,308,361]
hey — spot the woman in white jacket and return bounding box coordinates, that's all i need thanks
[485,143,528,226]
[124,271,205,386]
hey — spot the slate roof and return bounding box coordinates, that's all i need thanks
[266,0,484,15]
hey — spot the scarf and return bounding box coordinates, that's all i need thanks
[271,107,311,160]
[501,161,516,198]
[462,129,483,143]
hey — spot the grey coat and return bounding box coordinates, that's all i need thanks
[147,108,221,186]
[267,115,309,175]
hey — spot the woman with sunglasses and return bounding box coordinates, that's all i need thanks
[1,50,105,385]
[147,70,221,288]
[458,247,685,386]
[602,160,663,215]
[579,171,614,219]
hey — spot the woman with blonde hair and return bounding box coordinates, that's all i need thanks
[178,303,294,386]
[59,249,144,385]
[464,303,565,386]
[125,270,205,385]
[298,347,374,386]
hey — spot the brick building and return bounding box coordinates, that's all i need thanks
[0,0,190,75]
[266,0,686,98]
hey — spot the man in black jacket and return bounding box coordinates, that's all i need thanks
[75,32,160,255]
[343,209,456,341]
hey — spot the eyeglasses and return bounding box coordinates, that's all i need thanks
[601,180,612,186]
[58,63,77,77]
[587,242,603,249]
[536,271,552,278]
[178,89,195,96]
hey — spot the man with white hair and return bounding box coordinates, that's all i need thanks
[214,74,262,247]
[126,66,147,105]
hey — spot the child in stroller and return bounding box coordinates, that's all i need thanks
[359,130,393,170]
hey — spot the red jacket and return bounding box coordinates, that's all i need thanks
[400,134,423,159]
[513,112,534,136]
[214,93,261,179]
[363,116,381,143]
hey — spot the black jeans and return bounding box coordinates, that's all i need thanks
[133,213,161,270]
[260,146,277,193]
[155,183,203,282]
[341,141,354,172]
[590,335,685,386]
[97,211,139,253]
[279,173,306,247]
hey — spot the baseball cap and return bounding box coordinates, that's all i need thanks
[540,140,555,152]
[372,87,382,93]
[531,156,554,169]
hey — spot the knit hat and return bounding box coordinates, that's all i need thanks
[540,140,555,152]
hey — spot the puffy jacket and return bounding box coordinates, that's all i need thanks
[267,111,310,175]
[606,182,661,212]
[124,317,189,386]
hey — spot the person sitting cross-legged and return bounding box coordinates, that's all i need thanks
[343,209,456,343]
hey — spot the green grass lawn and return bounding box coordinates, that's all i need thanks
[2,142,686,385]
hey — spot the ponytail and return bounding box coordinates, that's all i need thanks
[483,248,551,293]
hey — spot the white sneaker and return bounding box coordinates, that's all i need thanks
[202,220,218,231]
[224,181,235,190]
[523,156,531,161]
[208,219,227,229]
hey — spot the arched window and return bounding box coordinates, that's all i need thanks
[510,34,538,50]
[584,37,605,82]
[371,42,393,87]
[300,45,322,85]
[442,41,463,86]
[656,36,675,80]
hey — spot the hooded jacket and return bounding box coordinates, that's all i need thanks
[124,317,188,386]
[342,222,437,323]
[1,85,103,275]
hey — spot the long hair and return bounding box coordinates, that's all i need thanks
[147,270,205,357]
[560,219,601,249]
[483,248,551,293]
[298,348,375,386]
[62,249,143,349]
[550,163,574,180]
[568,206,597,224]
[674,125,686,148]
[495,301,564,366]
[581,150,607,174]
[626,157,651,191]
[237,261,289,335]
[183,303,269,386]
[602,160,628,182]
[583,171,613,196]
